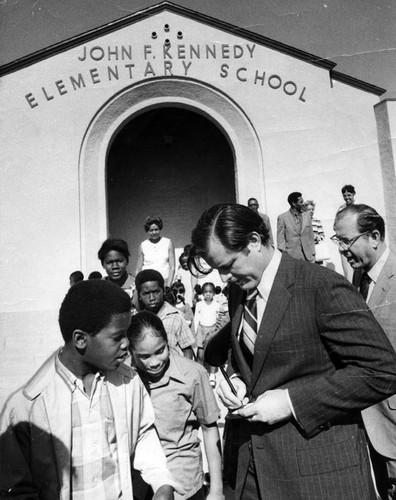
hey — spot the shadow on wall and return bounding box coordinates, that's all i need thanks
[0,421,69,497]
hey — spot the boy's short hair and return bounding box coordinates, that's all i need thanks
[97,238,130,264]
[59,280,131,342]
[135,269,164,291]
[69,270,84,282]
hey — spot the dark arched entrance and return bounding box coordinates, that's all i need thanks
[107,106,236,269]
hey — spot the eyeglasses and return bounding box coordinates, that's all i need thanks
[330,231,369,251]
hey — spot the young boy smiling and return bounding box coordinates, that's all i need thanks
[0,279,180,500]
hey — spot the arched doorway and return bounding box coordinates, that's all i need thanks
[78,78,264,273]
[107,106,236,269]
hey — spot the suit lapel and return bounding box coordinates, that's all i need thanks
[250,271,292,391]
[287,209,301,235]
[368,253,395,308]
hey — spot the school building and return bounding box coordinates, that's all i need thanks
[1,1,396,407]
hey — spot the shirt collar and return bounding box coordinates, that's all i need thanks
[257,248,282,302]
[55,350,103,393]
[367,246,389,284]
[158,301,177,318]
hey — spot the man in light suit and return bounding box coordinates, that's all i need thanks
[188,203,396,500]
[334,204,396,499]
[277,191,315,261]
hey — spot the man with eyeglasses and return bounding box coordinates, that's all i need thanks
[187,203,396,500]
[334,203,396,499]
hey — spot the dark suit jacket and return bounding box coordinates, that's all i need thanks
[277,209,315,261]
[360,250,396,459]
[226,253,396,500]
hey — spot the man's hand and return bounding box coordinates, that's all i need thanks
[153,485,174,500]
[236,389,292,425]
[217,377,247,410]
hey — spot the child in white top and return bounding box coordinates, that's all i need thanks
[193,283,220,387]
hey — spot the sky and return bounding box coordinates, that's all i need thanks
[1,0,395,94]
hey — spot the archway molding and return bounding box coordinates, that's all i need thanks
[79,77,265,270]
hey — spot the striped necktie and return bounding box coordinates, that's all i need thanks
[240,289,258,367]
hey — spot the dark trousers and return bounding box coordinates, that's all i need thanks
[238,450,262,500]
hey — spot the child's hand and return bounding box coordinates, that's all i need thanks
[152,485,174,500]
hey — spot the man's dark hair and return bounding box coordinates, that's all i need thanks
[341,184,356,195]
[336,204,385,241]
[144,215,163,232]
[59,280,131,343]
[135,269,164,292]
[188,203,270,275]
[287,192,302,206]
[97,238,130,264]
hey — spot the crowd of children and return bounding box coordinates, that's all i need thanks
[10,234,230,500]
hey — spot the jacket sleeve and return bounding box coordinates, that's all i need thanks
[288,271,396,438]
[276,215,286,252]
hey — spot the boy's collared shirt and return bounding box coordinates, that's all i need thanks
[0,348,184,500]
[56,355,122,500]
[143,353,219,499]
[157,301,195,355]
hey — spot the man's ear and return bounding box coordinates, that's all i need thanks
[369,230,381,249]
[247,232,262,251]
[73,329,88,349]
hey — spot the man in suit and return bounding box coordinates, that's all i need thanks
[334,203,396,499]
[247,197,274,246]
[277,191,315,261]
[187,203,396,500]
